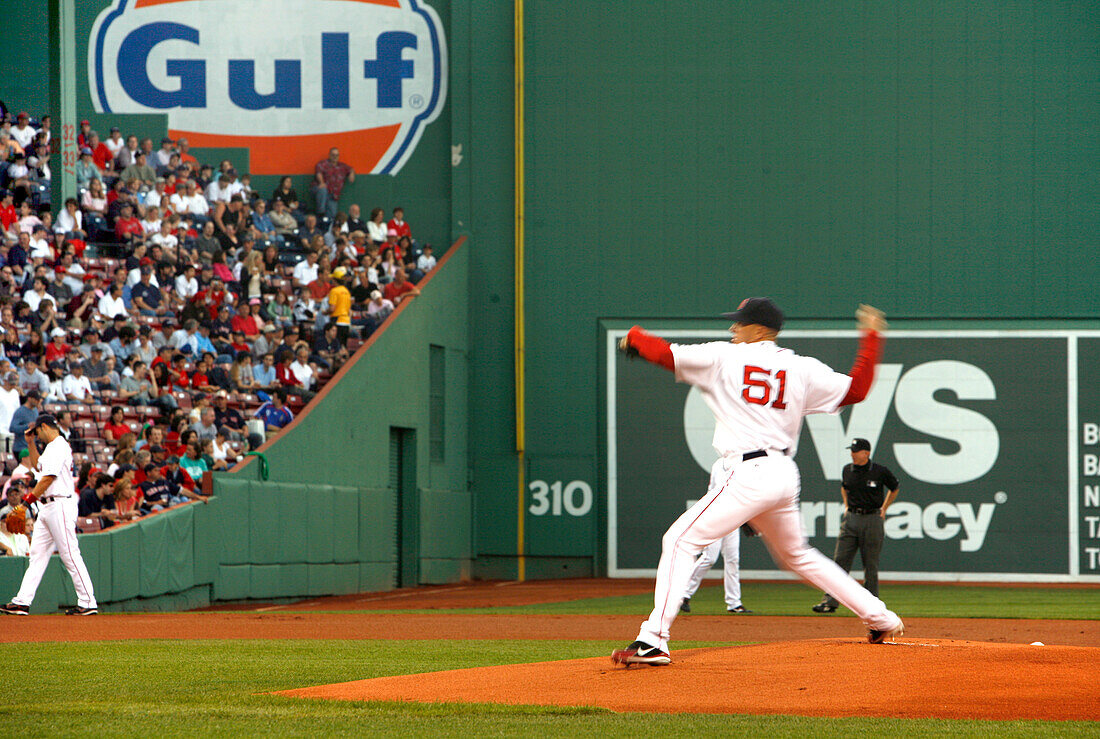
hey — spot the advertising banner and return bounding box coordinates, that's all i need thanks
[86,0,447,175]
[607,328,1099,582]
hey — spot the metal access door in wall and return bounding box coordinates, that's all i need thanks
[390,427,419,587]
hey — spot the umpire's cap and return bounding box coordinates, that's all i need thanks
[722,297,784,331]
[30,413,59,432]
[847,438,871,452]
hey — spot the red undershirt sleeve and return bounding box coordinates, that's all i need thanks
[840,330,883,406]
[627,326,675,372]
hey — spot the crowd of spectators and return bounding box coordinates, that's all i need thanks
[0,112,437,547]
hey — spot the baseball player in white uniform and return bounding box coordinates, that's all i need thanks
[1,414,97,616]
[612,298,903,666]
[680,530,750,614]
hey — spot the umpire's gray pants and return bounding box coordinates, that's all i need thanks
[823,511,884,608]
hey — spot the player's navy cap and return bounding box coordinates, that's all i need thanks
[722,297,784,331]
[847,438,871,452]
[30,413,58,431]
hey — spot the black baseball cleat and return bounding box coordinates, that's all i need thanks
[868,618,905,644]
[0,602,29,615]
[679,598,691,613]
[811,601,837,614]
[64,606,98,616]
[611,641,671,666]
[727,605,752,614]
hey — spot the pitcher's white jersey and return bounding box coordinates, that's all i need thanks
[671,340,850,457]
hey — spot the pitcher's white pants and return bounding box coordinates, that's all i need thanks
[682,532,742,609]
[14,497,97,609]
[637,452,898,652]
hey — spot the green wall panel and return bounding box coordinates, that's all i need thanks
[78,533,112,605]
[166,506,196,593]
[110,524,141,601]
[216,479,251,565]
[359,488,398,563]
[307,564,359,597]
[420,489,471,559]
[0,558,25,602]
[29,558,65,614]
[332,488,360,563]
[192,499,218,584]
[331,563,360,595]
[307,564,334,597]
[248,485,282,565]
[215,565,251,602]
[307,485,336,564]
[251,564,308,600]
[359,562,395,593]
[139,513,170,598]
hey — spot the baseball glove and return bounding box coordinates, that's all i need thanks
[5,505,27,536]
[740,522,759,537]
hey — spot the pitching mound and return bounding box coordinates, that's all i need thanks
[278,638,1099,721]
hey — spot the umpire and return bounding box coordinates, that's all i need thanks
[812,438,899,613]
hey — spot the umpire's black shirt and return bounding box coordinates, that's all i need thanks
[842,461,899,510]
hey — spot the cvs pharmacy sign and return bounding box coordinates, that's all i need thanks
[89,0,447,175]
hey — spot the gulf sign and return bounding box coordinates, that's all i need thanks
[89,0,447,175]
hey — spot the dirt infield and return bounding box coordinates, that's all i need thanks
[278,639,1099,721]
[2,612,1097,647]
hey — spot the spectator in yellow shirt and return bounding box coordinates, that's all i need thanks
[326,267,353,346]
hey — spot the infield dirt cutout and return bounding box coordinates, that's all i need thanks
[277,638,1098,721]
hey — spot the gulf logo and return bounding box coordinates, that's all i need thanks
[89,0,447,175]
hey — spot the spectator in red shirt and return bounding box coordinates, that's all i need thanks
[44,328,71,365]
[103,406,131,443]
[0,190,17,232]
[87,131,114,174]
[275,348,302,389]
[231,301,260,336]
[114,203,144,246]
[382,268,421,306]
[312,147,355,219]
[192,277,230,321]
[387,207,411,239]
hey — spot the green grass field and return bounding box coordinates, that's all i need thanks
[5,584,1097,737]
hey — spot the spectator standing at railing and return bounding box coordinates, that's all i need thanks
[9,390,40,452]
[0,372,21,434]
[313,148,354,219]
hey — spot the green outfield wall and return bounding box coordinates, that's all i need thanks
[467,0,1100,580]
[4,0,1098,594]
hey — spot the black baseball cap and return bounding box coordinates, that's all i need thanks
[721,297,784,331]
[847,438,871,452]
[30,413,58,431]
